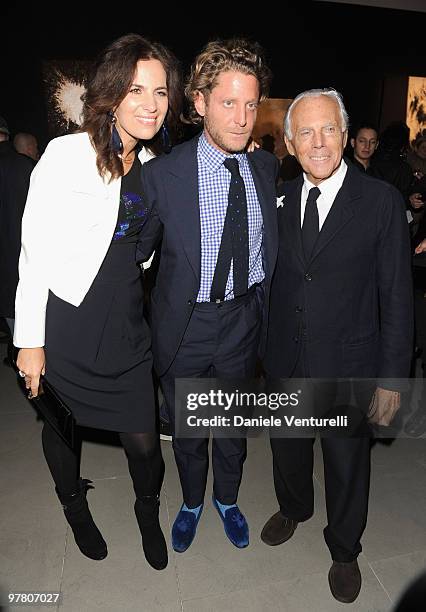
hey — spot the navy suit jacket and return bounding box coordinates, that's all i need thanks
[138,135,279,376]
[264,161,414,382]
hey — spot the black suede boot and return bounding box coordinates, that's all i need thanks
[134,496,168,570]
[56,478,107,560]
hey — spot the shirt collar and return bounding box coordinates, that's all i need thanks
[198,131,248,174]
[138,146,156,165]
[303,158,347,198]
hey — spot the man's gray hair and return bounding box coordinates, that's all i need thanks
[284,88,349,140]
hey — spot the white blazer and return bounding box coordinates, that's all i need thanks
[14,132,154,348]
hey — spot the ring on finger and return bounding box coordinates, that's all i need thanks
[18,370,26,378]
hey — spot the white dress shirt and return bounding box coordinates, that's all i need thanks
[300,160,348,229]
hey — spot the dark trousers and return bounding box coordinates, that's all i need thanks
[160,287,262,507]
[269,346,371,562]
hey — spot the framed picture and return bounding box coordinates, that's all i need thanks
[43,60,91,138]
[252,98,293,161]
[406,76,426,144]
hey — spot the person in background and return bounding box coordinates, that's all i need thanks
[349,122,378,174]
[373,121,414,202]
[0,116,34,336]
[13,132,40,163]
[405,226,426,438]
[14,33,182,571]
[407,133,426,178]
[406,134,426,213]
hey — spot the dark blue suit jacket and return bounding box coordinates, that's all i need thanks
[138,134,279,376]
[264,161,414,383]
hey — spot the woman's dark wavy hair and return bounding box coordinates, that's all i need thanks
[80,33,183,181]
[184,38,272,125]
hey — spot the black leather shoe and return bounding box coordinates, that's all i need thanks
[260,511,298,546]
[328,560,361,603]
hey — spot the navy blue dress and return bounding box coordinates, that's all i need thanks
[44,157,155,432]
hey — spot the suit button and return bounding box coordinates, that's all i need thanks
[295,306,303,313]
[304,273,312,281]
[293,336,299,343]
[188,300,193,305]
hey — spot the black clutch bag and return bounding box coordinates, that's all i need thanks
[11,347,76,448]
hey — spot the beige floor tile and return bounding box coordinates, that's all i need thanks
[363,461,426,561]
[370,549,426,604]
[0,360,33,415]
[79,432,130,481]
[182,555,391,612]
[0,478,66,597]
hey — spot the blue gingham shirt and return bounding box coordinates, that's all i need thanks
[197,133,264,302]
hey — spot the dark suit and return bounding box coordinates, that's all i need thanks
[0,142,34,319]
[139,134,279,506]
[264,161,413,561]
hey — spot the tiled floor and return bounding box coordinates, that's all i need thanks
[1,341,425,612]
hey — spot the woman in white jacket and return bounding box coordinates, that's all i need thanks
[14,33,182,570]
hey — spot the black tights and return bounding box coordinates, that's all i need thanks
[41,421,164,499]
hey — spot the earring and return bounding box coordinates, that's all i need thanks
[162,123,171,153]
[108,111,123,155]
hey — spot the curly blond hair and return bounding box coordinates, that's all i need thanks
[185,38,272,125]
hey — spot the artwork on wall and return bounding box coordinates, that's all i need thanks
[43,60,91,138]
[406,76,426,145]
[252,98,293,161]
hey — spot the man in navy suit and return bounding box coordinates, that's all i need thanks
[138,39,278,552]
[261,89,413,603]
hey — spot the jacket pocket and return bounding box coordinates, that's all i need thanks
[342,333,378,377]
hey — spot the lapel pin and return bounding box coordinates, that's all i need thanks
[277,195,285,208]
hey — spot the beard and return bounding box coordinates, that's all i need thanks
[204,117,251,154]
